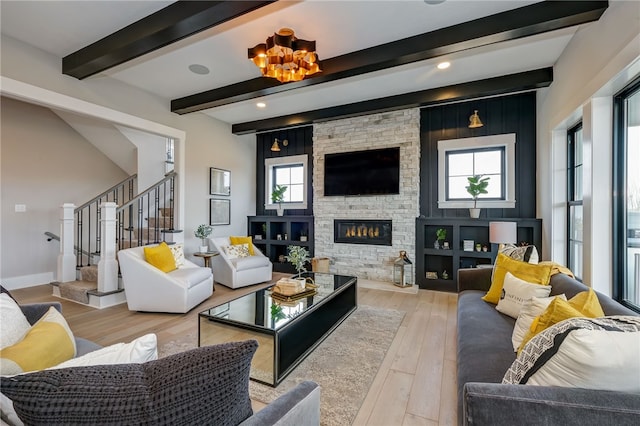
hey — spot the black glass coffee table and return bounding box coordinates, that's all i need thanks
[198,272,357,386]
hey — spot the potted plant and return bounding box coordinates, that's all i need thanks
[435,228,446,249]
[285,245,310,278]
[271,184,287,216]
[300,229,308,242]
[194,224,212,253]
[465,175,490,218]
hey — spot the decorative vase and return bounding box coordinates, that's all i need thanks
[199,245,208,253]
[469,208,481,218]
[433,240,440,249]
[276,206,284,216]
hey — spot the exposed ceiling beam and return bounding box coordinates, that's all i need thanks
[173,1,607,115]
[62,0,277,80]
[231,67,553,134]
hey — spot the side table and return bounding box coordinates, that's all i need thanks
[193,251,219,268]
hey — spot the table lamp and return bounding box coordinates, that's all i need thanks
[489,221,517,251]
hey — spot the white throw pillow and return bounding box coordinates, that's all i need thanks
[225,243,250,259]
[503,316,640,392]
[499,244,539,264]
[169,243,185,267]
[51,333,158,369]
[496,272,551,319]
[0,294,31,350]
[511,294,566,352]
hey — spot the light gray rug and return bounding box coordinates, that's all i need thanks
[158,305,404,426]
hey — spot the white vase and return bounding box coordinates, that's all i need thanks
[277,206,284,216]
[469,208,481,218]
[199,245,208,253]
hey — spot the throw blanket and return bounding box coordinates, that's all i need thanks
[538,261,574,279]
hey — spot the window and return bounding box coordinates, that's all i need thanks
[265,155,308,210]
[437,134,516,209]
[613,77,640,312]
[567,122,583,280]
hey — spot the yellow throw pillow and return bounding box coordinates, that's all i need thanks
[518,289,604,353]
[143,242,177,273]
[0,307,76,375]
[483,253,553,304]
[229,236,255,256]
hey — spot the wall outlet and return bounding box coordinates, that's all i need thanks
[15,204,26,213]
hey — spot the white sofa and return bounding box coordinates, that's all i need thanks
[210,237,272,289]
[118,245,213,313]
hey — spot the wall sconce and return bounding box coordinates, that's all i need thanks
[270,138,288,152]
[469,110,484,128]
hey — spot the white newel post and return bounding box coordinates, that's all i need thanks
[98,202,118,293]
[57,203,77,283]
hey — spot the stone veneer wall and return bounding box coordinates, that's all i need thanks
[313,109,420,282]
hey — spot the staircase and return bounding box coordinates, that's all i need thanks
[49,172,180,309]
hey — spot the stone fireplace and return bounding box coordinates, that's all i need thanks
[313,109,420,282]
[334,219,392,246]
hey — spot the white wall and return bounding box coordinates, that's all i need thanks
[537,0,640,295]
[0,35,256,287]
[0,97,127,288]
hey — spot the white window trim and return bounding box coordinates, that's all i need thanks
[437,133,516,209]
[264,154,308,211]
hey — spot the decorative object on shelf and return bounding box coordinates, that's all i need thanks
[209,168,230,196]
[255,235,263,240]
[194,224,212,253]
[278,254,286,263]
[443,241,450,250]
[441,270,449,280]
[300,231,308,242]
[209,199,230,225]
[285,245,311,277]
[466,174,490,218]
[284,233,288,240]
[248,28,321,83]
[393,250,413,288]
[435,228,447,249]
[271,184,287,216]
[475,243,482,252]
[426,271,438,280]
[468,110,484,128]
[482,245,488,252]
[489,221,518,251]
[270,138,289,152]
[463,240,475,252]
[277,234,282,240]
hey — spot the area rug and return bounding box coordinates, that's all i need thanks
[157,305,404,426]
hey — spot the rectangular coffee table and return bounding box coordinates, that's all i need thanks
[198,272,357,386]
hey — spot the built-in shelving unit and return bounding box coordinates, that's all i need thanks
[415,218,542,292]
[248,215,314,273]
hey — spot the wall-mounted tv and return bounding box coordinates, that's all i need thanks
[324,147,400,196]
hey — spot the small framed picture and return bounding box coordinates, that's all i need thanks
[426,271,438,280]
[210,199,230,226]
[210,168,230,196]
[463,240,474,252]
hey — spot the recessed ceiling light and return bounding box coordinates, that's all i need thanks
[424,0,446,5]
[188,64,210,75]
[256,102,266,108]
[437,61,451,70]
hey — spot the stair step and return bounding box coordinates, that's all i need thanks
[80,265,98,282]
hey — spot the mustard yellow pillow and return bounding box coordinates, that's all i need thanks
[483,253,553,304]
[0,307,76,375]
[229,236,255,256]
[143,242,177,272]
[518,289,604,352]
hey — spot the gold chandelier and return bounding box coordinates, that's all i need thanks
[248,28,321,83]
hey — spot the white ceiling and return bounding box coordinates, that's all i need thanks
[1,0,579,127]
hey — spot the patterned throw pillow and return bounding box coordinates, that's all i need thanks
[169,243,185,267]
[500,244,539,264]
[1,340,257,425]
[503,316,640,392]
[225,244,250,259]
[495,272,551,319]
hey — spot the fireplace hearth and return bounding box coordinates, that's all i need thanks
[334,219,392,246]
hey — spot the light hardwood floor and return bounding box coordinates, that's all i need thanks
[11,283,458,426]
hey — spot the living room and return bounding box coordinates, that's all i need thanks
[1,1,639,425]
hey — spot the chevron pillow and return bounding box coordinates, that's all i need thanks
[503,316,640,392]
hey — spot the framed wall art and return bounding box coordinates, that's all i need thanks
[210,167,231,196]
[210,199,230,226]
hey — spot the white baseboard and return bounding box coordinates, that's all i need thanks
[1,272,55,290]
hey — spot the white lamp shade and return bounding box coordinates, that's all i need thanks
[489,221,517,244]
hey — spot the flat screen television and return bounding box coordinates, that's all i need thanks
[324,147,400,196]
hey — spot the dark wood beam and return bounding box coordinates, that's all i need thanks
[230,67,553,134]
[63,1,277,80]
[173,1,606,114]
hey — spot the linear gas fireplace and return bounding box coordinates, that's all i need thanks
[334,219,392,246]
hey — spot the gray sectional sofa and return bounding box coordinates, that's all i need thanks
[456,268,640,426]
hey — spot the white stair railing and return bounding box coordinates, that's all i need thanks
[97,202,118,293]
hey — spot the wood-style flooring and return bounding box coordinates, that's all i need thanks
[11,282,458,426]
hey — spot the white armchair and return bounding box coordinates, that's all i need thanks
[210,237,272,289]
[118,245,213,313]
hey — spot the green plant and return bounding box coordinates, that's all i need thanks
[271,184,287,204]
[194,224,212,246]
[285,245,311,276]
[270,303,286,322]
[436,228,446,242]
[465,175,490,208]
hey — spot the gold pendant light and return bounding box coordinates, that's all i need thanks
[469,110,484,128]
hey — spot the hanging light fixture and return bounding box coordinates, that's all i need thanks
[248,28,321,83]
[469,110,484,128]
